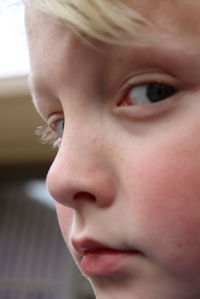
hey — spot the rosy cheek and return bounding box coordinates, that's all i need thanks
[142,151,200,231]
[127,148,200,274]
[56,203,73,243]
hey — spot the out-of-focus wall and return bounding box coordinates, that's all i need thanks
[0,76,54,164]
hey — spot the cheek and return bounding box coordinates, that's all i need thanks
[142,151,200,239]
[56,203,73,243]
[124,138,200,275]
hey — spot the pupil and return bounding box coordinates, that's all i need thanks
[147,83,176,103]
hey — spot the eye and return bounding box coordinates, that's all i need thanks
[121,82,177,106]
[35,115,64,149]
[51,119,65,138]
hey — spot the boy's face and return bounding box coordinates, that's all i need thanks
[26,1,200,298]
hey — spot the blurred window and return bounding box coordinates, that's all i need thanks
[0,0,30,78]
[0,165,95,299]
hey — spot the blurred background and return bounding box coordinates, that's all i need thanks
[0,1,94,298]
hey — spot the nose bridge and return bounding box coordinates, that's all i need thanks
[46,121,116,208]
[62,117,105,167]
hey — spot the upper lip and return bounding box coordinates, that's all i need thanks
[71,238,139,256]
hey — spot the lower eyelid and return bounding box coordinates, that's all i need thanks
[114,95,179,120]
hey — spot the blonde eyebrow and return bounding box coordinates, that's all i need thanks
[27,74,35,94]
[28,74,48,98]
[27,75,49,110]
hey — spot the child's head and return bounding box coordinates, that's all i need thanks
[25,1,200,298]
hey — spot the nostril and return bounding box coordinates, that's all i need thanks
[74,192,96,202]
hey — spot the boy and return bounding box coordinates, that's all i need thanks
[25,1,200,298]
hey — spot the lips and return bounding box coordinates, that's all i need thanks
[72,238,118,255]
[71,238,140,276]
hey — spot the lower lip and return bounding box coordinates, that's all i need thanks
[80,250,138,276]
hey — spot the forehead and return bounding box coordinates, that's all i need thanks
[25,0,200,68]
[25,0,200,96]
[134,0,200,41]
[25,0,200,44]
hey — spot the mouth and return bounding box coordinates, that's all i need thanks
[71,238,141,276]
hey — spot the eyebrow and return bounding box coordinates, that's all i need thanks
[28,74,50,99]
[27,75,50,111]
[28,74,38,96]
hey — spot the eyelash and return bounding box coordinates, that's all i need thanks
[36,124,61,148]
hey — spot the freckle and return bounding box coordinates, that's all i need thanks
[118,57,123,64]
[92,137,97,144]
[177,242,183,248]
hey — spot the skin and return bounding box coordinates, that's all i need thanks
[26,1,200,298]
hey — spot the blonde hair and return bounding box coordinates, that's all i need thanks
[25,0,151,44]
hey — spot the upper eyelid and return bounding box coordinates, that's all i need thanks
[121,72,178,90]
[47,112,64,125]
[117,72,179,99]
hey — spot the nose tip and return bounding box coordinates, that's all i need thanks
[46,155,116,209]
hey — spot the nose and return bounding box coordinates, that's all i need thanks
[46,130,116,209]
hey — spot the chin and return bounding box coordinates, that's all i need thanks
[88,275,200,299]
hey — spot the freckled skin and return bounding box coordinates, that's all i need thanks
[26,1,200,298]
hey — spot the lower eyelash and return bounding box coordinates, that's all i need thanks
[35,125,60,148]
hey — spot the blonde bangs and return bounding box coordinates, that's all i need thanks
[25,0,151,44]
